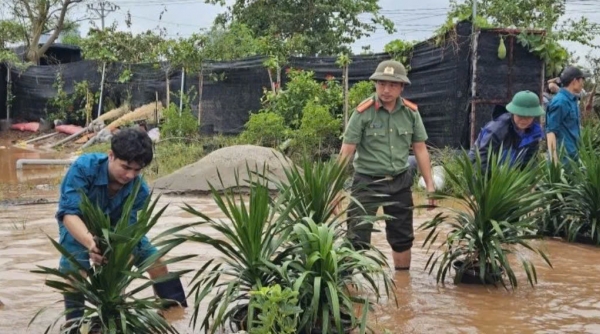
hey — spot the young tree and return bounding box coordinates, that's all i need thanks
[201,22,259,61]
[0,20,25,65]
[204,0,395,56]
[6,0,86,64]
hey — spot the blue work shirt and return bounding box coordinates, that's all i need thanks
[546,88,581,161]
[55,153,150,228]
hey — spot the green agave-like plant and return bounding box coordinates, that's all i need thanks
[284,218,395,334]
[267,155,352,225]
[561,131,600,245]
[182,165,298,333]
[420,149,553,289]
[266,155,386,241]
[30,180,194,334]
[265,157,395,333]
[534,153,573,238]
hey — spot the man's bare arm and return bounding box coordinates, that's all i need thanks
[338,143,356,167]
[546,132,558,164]
[412,142,434,192]
[63,214,103,264]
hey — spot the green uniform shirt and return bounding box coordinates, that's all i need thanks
[342,94,428,176]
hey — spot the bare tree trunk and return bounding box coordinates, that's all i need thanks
[22,0,84,63]
[198,67,203,126]
[165,71,170,107]
[267,69,275,93]
[343,64,349,129]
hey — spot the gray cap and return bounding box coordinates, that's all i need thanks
[560,66,591,84]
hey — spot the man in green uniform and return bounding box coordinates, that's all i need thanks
[338,60,436,271]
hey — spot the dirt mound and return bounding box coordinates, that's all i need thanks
[152,145,294,194]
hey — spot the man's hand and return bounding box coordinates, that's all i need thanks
[331,192,343,215]
[426,185,437,211]
[85,236,105,266]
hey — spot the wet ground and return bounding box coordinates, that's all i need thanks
[1,131,600,333]
[1,194,600,334]
[0,134,71,205]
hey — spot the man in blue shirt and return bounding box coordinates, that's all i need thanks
[57,128,187,326]
[469,90,545,173]
[546,66,590,166]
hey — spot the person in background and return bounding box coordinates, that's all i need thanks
[546,65,590,166]
[468,90,545,173]
[543,77,561,111]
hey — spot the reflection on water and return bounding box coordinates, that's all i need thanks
[0,196,599,334]
[0,141,68,186]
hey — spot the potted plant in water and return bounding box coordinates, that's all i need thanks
[184,160,396,334]
[420,150,553,288]
[268,158,396,333]
[182,167,297,333]
[561,127,600,245]
[285,218,395,334]
[30,181,193,334]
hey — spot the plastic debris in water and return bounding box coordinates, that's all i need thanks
[79,322,90,334]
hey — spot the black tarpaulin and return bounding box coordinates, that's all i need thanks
[0,21,545,149]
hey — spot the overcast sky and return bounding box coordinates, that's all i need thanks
[65,0,600,66]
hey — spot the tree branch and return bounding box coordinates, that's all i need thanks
[37,0,82,58]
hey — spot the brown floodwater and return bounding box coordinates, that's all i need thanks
[1,192,600,334]
[0,141,68,186]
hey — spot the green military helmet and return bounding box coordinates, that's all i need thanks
[506,90,545,117]
[369,60,411,85]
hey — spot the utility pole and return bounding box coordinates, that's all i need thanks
[87,1,119,29]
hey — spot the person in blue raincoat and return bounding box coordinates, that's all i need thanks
[468,90,545,172]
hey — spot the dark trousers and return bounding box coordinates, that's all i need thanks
[346,171,414,253]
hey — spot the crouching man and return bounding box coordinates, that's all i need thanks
[56,128,187,325]
[468,90,545,172]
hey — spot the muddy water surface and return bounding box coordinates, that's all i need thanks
[1,193,600,334]
[0,141,68,186]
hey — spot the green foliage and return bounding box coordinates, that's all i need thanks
[348,81,375,111]
[270,156,350,225]
[239,111,290,147]
[202,22,260,61]
[7,0,84,63]
[384,39,415,69]
[249,284,302,334]
[80,27,164,63]
[30,180,194,334]
[181,166,296,333]
[206,0,395,55]
[160,89,199,139]
[49,71,72,121]
[428,147,465,196]
[0,20,28,68]
[158,34,205,74]
[561,125,600,245]
[445,0,600,77]
[420,149,552,289]
[285,218,392,333]
[293,102,341,157]
[268,158,395,333]
[516,34,569,77]
[261,69,342,129]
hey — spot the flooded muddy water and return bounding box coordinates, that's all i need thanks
[1,194,600,333]
[0,142,69,186]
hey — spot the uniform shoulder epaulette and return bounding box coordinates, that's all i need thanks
[356,98,375,113]
[403,98,418,112]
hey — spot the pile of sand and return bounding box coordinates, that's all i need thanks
[152,145,294,194]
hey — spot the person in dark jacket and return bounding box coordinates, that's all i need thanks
[469,90,545,172]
